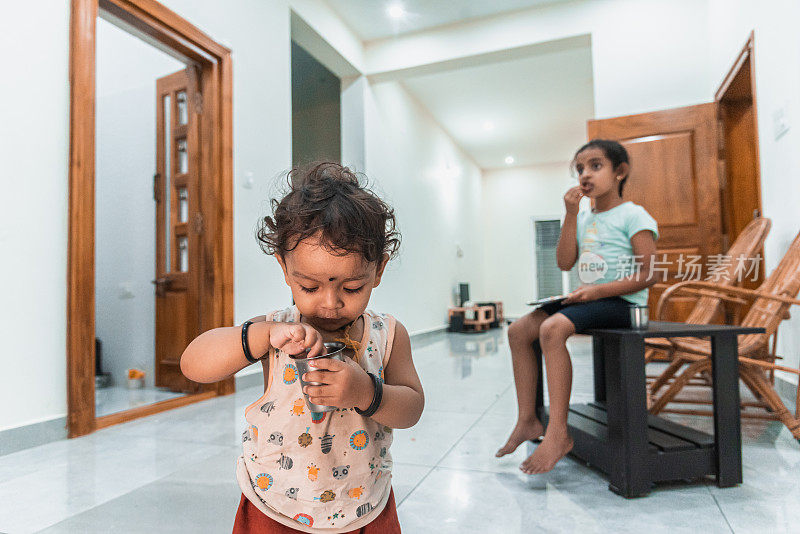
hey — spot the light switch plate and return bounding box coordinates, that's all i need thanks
[243,171,255,189]
[773,104,790,140]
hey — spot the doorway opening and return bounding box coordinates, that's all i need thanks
[68,0,234,438]
[291,41,342,165]
[94,18,191,417]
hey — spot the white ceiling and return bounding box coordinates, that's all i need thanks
[400,43,594,169]
[320,0,594,170]
[327,0,571,42]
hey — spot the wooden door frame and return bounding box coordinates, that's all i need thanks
[715,31,763,241]
[715,32,758,114]
[68,0,234,438]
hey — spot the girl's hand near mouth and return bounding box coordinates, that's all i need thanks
[564,186,583,215]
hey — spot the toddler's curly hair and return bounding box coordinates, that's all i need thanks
[256,162,400,264]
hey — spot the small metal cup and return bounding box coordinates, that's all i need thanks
[291,342,346,412]
[629,305,649,329]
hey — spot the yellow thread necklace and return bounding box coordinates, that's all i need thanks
[334,317,362,361]
[300,314,362,361]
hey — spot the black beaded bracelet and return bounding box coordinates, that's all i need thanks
[355,372,383,418]
[241,320,264,364]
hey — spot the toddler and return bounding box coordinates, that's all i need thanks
[181,162,424,533]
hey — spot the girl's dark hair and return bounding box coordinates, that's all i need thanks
[573,139,630,196]
[256,162,400,264]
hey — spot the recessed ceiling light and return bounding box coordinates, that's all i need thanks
[387,3,405,19]
[482,121,494,131]
[505,156,515,165]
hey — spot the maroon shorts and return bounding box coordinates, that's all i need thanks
[232,488,401,534]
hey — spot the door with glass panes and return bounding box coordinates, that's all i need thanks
[154,68,201,393]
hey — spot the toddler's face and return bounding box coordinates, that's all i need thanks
[573,147,621,199]
[276,235,386,333]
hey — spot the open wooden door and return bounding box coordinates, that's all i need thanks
[586,35,763,323]
[716,32,763,290]
[155,67,202,393]
[588,103,723,321]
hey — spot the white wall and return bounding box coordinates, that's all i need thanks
[0,2,71,432]
[341,76,367,172]
[481,163,578,319]
[363,81,484,332]
[95,18,185,388]
[708,0,800,383]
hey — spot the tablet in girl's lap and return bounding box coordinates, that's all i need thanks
[526,295,567,307]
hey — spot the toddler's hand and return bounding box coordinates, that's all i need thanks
[301,357,373,411]
[564,186,583,215]
[269,323,325,357]
[563,285,603,304]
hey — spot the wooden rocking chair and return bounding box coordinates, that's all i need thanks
[648,231,800,441]
[644,217,771,364]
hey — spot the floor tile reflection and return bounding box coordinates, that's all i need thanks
[95,386,185,418]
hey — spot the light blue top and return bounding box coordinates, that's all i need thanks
[575,201,659,306]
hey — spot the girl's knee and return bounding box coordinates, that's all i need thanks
[507,319,529,345]
[539,315,574,345]
[508,312,545,344]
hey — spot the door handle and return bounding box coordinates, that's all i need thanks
[152,276,174,297]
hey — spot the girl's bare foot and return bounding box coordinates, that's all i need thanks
[496,419,545,457]
[519,430,573,474]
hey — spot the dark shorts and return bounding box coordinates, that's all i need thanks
[539,297,632,334]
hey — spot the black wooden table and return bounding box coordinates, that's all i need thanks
[534,321,765,498]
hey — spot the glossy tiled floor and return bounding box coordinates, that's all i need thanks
[2,328,799,533]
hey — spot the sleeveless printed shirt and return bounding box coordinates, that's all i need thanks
[236,306,396,533]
